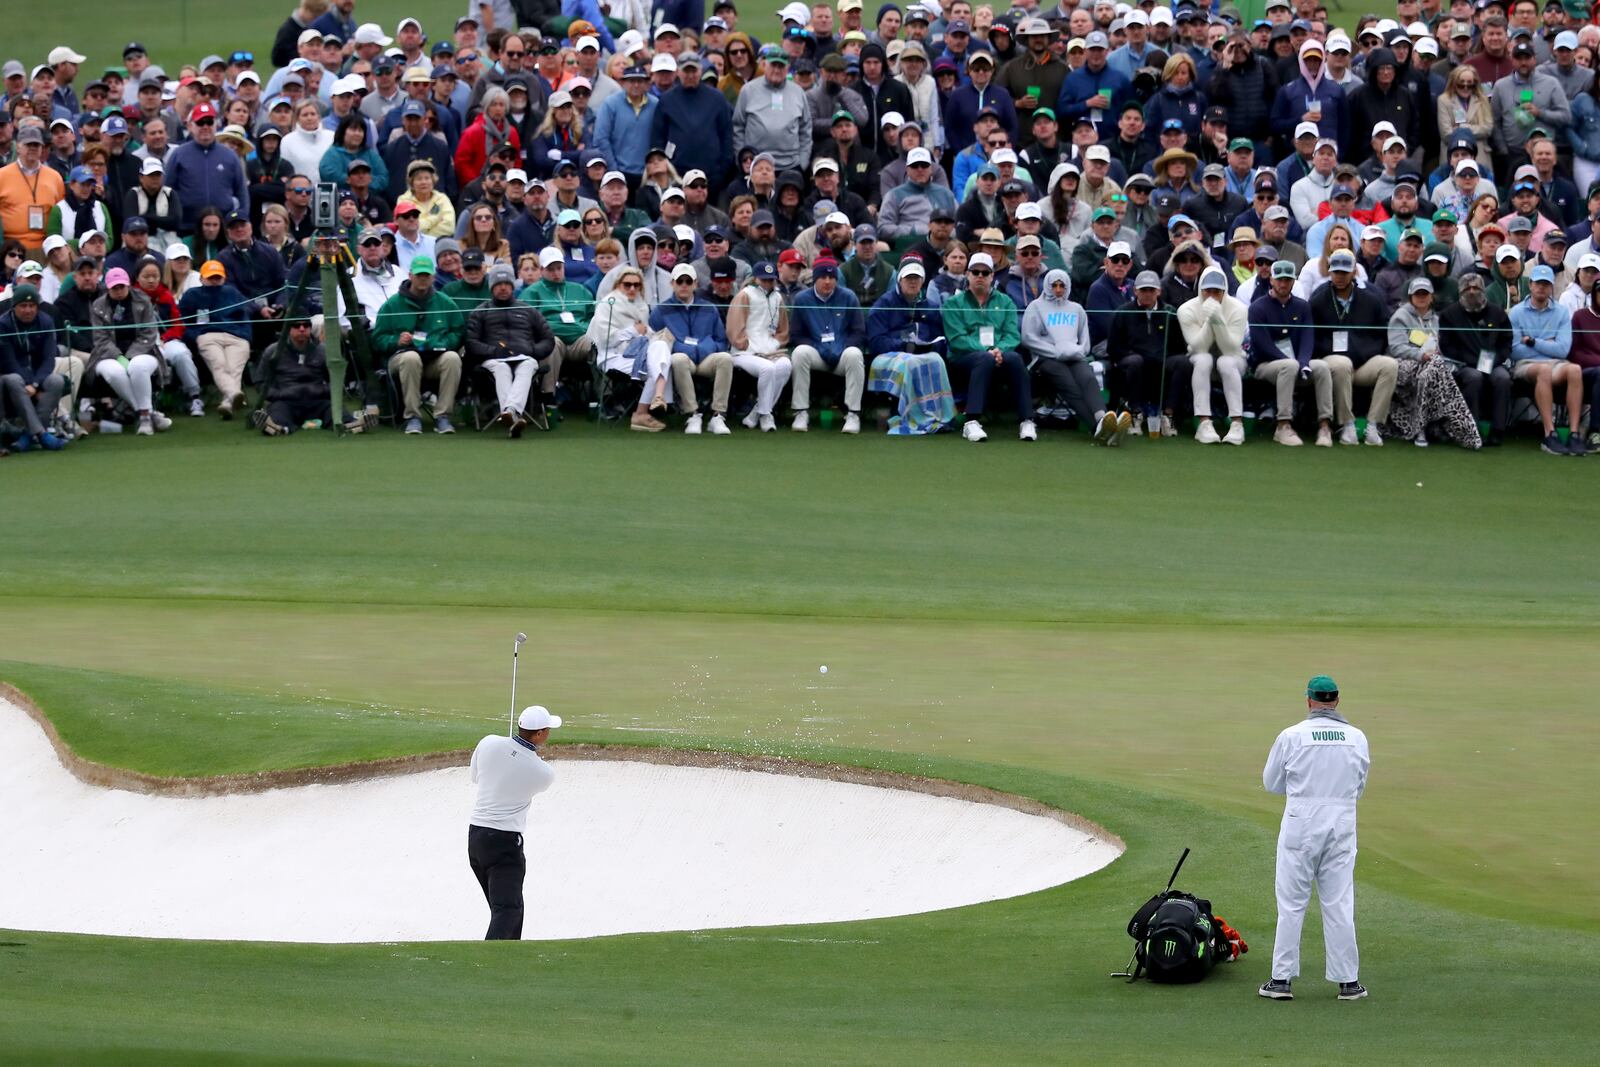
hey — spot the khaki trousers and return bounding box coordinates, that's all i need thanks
[389,350,462,419]
[1324,354,1398,425]
[671,351,733,414]
[198,334,252,398]
[1254,357,1333,421]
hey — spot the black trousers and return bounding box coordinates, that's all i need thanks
[1453,364,1511,433]
[468,824,525,940]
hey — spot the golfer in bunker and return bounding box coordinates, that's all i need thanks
[468,705,560,940]
[1259,676,1370,1002]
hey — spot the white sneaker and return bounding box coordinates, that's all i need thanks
[1160,414,1177,437]
[136,416,154,436]
[1019,419,1038,441]
[1273,423,1304,446]
[187,397,205,417]
[1316,425,1333,447]
[708,414,731,435]
[684,413,703,435]
[758,414,776,432]
[962,419,988,442]
[1195,418,1221,444]
[151,410,173,431]
[1413,432,1429,447]
[1339,421,1359,446]
[1364,423,1385,446]
[1223,420,1245,446]
[791,411,809,432]
[842,412,860,434]
[741,409,760,430]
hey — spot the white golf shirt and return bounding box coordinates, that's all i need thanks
[469,735,555,833]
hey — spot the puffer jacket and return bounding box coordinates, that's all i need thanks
[266,338,330,403]
[1206,54,1278,146]
[1020,269,1090,362]
[1143,81,1208,145]
[88,289,159,372]
[465,295,556,369]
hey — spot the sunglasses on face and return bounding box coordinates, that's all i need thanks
[570,89,590,96]
[584,217,605,225]
[621,281,642,290]
[1019,249,1040,257]
[503,49,526,58]
[289,185,312,193]
[968,268,992,276]
[397,210,420,219]
[561,221,580,228]
[1109,255,1132,264]
[194,118,215,126]
[674,278,694,285]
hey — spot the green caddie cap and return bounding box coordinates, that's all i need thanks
[1091,206,1117,222]
[409,254,435,275]
[1228,137,1253,152]
[1307,675,1339,699]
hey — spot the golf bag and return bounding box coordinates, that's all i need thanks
[1117,849,1247,984]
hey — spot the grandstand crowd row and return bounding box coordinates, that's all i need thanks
[2,0,1599,453]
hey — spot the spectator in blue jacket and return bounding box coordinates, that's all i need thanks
[1508,265,1586,454]
[788,257,867,432]
[163,104,249,233]
[593,67,658,183]
[1084,243,1136,352]
[868,260,945,358]
[1056,33,1133,139]
[1141,53,1208,146]
[179,259,256,418]
[651,262,733,434]
[943,52,1017,158]
[651,54,734,191]
[1269,40,1349,157]
[0,287,67,450]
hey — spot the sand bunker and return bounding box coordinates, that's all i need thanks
[0,697,1121,943]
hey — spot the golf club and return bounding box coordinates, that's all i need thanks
[509,632,527,736]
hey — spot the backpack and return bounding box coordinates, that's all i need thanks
[1126,890,1226,984]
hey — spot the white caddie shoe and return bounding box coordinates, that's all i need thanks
[742,409,760,430]
[684,413,703,435]
[1195,418,1221,444]
[791,411,809,431]
[1160,414,1177,437]
[962,419,987,442]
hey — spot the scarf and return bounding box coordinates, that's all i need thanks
[1307,706,1348,724]
[64,187,100,241]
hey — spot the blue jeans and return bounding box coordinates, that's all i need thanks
[954,349,1032,420]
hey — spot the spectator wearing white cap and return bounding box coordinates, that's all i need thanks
[468,704,561,940]
[725,260,792,431]
[652,262,734,435]
[941,251,1035,441]
[520,245,598,398]
[879,146,959,240]
[125,157,184,246]
[1179,265,1250,445]
[732,49,813,173]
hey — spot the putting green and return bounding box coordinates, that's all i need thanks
[3,419,1596,1063]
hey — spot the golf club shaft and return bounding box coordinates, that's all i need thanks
[1165,847,1191,892]
[509,651,519,736]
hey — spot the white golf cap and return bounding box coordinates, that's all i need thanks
[1294,121,1319,140]
[518,705,563,730]
[1327,32,1352,52]
[1375,18,1399,33]
[1150,7,1173,24]
[1016,202,1042,221]
[825,211,851,226]
[812,156,840,173]
[671,263,697,281]
[549,89,573,108]
[780,1,811,21]
[881,110,904,127]
[1371,120,1397,138]
[396,16,422,32]
[969,252,994,270]
[354,23,393,46]
[165,242,192,259]
[48,46,87,66]
[576,36,600,51]
[1406,20,1429,36]
[662,185,686,200]
[683,169,708,185]
[42,234,68,254]
[617,30,646,55]
[236,70,261,85]
[602,170,627,186]
[1107,240,1132,258]
[506,168,528,184]
[990,147,1018,165]
[1382,136,1407,153]
[140,156,165,175]
[1455,158,1480,174]
[300,28,324,46]
[907,146,932,166]
[1124,9,1148,26]
[1361,224,1387,241]
[1496,244,1522,262]
[1085,145,1110,163]
[1580,252,1600,271]
[1415,37,1438,57]
[673,223,695,242]
[899,259,926,278]
[651,53,678,72]
[538,247,565,267]
[332,73,366,95]
[654,21,681,36]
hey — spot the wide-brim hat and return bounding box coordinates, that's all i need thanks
[1151,146,1199,179]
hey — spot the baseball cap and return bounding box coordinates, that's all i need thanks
[1529,263,1555,284]
[1085,30,1110,48]
[199,260,226,280]
[778,248,805,266]
[1408,276,1434,296]
[1495,243,1522,262]
[1326,249,1357,273]
[1306,675,1339,699]
[104,267,131,288]
[1331,184,1356,200]
[409,255,436,276]
[1016,202,1042,221]
[1086,145,1111,164]
[538,247,565,268]
[1270,260,1298,280]
[753,261,777,280]
[1295,121,1319,140]
[751,209,776,229]
[1506,215,1534,233]
[854,223,878,242]
[1095,207,1119,223]
[968,252,995,270]
[1134,270,1161,289]
[460,248,486,269]
[518,706,563,731]
[124,216,150,234]
[907,147,933,167]
[899,259,926,278]
[1107,240,1133,258]
[1263,205,1291,222]
[670,263,698,283]
[709,257,737,280]
[1200,267,1228,290]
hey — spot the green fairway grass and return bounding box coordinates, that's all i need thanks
[3,418,1597,1063]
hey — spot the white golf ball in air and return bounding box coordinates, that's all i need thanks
[1416,482,1424,488]
[819,666,828,674]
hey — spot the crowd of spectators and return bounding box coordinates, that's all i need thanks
[3,0,1599,454]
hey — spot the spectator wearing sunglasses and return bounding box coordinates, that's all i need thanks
[163,103,249,233]
[942,252,1035,443]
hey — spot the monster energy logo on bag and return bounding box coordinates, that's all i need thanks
[1311,730,1347,741]
[1162,939,1177,956]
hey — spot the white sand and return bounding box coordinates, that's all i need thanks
[0,698,1120,943]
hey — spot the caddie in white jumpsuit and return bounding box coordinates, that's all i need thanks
[1259,675,1371,1002]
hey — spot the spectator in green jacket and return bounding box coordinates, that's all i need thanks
[518,247,599,403]
[371,255,465,434]
[940,251,1035,443]
[443,249,492,308]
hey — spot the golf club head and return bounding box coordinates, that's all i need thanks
[514,632,528,648]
